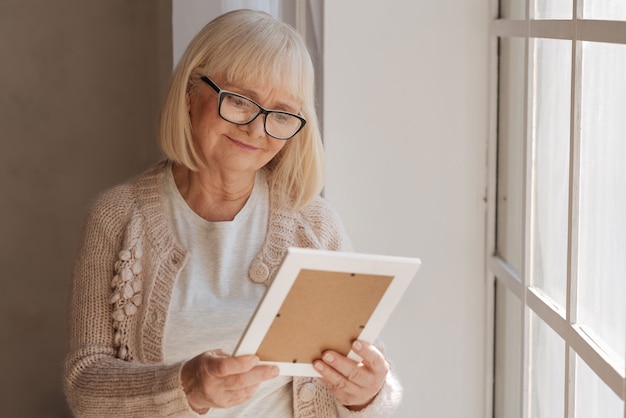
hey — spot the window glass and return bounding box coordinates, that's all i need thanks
[575,355,623,418]
[577,41,626,366]
[583,0,626,20]
[492,11,626,418]
[530,312,564,418]
[530,38,571,310]
[494,282,522,418]
[496,37,526,275]
[533,0,572,19]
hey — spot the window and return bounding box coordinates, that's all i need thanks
[488,1,626,417]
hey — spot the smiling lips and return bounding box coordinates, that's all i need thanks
[227,136,258,151]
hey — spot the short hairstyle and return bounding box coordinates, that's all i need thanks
[159,9,324,209]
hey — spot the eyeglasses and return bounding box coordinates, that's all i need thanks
[200,75,306,140]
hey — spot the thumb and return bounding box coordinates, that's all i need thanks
[203,352,260,377]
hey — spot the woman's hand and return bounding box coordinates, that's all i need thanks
[313,341,389,411]
[181,350,279,414]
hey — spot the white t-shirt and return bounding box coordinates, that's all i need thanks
[160,164,292,417]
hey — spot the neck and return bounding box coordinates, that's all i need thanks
[172,164,256,222]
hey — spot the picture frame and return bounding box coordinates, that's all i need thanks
[233,247,421,376]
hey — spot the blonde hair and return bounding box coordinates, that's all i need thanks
[159,9,324,209]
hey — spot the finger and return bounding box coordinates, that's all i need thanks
[351,341,389,375]
[316,351,374,389]
[203,353,260,377]
[221,364,279,390]
[314,357,359,393]
[207,348,230,358]
[252,364,281,382]
[200,365,278,409]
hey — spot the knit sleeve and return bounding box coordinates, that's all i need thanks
[297,196,353,252]
[63,187,193,417]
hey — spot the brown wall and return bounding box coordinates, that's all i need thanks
[0,1,172,415]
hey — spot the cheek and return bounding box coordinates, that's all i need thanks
[189,99,220,133]
[188,88,216,120]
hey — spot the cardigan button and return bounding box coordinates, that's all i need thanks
[249,259,270,283]
[298,382,317,403]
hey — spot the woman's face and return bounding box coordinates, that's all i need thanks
[187,75,301,177]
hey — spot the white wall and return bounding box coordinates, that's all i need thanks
[323,2,489,417]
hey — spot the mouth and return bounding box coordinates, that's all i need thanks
[227,136,258,151]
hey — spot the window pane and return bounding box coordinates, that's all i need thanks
[530,38,571,311]
[533,0,573,19]
[575,355,623,418]
[494,282,522,418]
[497,37,526,275]
[583,0,626,20]
[530,312,565,418]
[501,0,526,19]
[578,41,626,366]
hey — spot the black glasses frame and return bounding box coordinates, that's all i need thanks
[200,75,306,140]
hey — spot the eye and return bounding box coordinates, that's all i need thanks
[272,112,291,123]
[224,93,255,111]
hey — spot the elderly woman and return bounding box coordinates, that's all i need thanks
[64,9,401,417]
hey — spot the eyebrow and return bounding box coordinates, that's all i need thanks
[228,84,300,113]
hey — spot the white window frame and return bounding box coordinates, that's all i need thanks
[486,1,626,417]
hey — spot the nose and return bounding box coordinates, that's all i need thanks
[243,113,267,138]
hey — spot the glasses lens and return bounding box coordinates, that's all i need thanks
[219,92,304,139]
[265,112,303,139]
[220,93,259,124]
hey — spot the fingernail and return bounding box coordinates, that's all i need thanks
[314,361,325,371]
[323,353,334,362]
[353,341,363,351]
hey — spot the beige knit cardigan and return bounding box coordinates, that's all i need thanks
[64,161,402,417]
